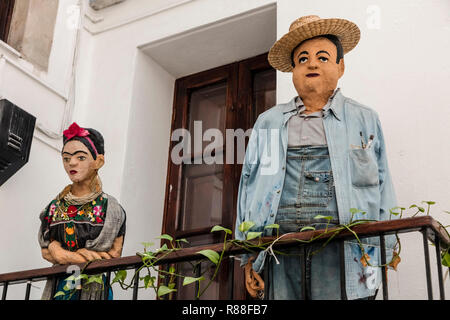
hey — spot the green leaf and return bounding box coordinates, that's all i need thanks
[182,276,205,286]
[389,207,401,216]
[157,234,174,242]
[246,232,262,241]
[422,201,436,205]
[176,238,189,244]
[197,249,220,265]
[443,211,450,215]
[299,226,316,232]
[64,275,75,282]
[141,242,155,248]
[313,215,333,221]
[239,221,255,233]
[111,270,127,284]
[54,291,66,298]
[409,204,425,212]
[157,285,177,297]
[169,266,176,274]
[168,282,176,289]
[75,274,89,281]
[142,275,154,289]
[86,275,103,285]
[157,243,169,253]
[264,224,280,230]
[349,208,361,214]
[211,225,232,234]
[442,251,450,267]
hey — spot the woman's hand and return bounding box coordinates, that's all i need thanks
[76,248,112,261]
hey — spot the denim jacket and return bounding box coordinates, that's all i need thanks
[234,88,398,300]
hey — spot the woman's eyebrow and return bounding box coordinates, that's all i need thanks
[316,50,330,56]
[61,150,88,156]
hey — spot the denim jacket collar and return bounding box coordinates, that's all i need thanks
[282,87,343,121]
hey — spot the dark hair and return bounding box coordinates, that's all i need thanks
[63,128,105,160]
[290,34,344,68]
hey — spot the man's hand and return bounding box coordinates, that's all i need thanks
[48,241,87,265]
[244,256,264,299]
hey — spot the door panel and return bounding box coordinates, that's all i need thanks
[162,53,276,300]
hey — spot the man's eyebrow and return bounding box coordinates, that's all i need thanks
[297,51,309,58]
[61,150,88,156]
[316,50,330,56]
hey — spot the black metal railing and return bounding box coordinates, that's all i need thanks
[0,216,448,300]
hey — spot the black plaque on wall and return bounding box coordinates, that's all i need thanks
[0,99,36,187]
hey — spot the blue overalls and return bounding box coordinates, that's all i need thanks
[267,145,342,300]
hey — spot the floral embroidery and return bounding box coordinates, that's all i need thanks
[49,204,56,216]
[46,194,107,226]
[93,205,102,216]
[67,205,78,218]
[44,194,107,251]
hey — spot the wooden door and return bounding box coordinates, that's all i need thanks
[162,53,276,300]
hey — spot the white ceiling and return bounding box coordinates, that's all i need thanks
[141,5,276,78]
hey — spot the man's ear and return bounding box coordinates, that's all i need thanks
[94,154,105,170]
[338,58,345,78]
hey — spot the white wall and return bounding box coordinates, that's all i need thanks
[1,0,448,300]
[0,0,85,300]
[277,0,450,299]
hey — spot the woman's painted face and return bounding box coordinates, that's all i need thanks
[292,37,344,97]
[61,140,98,184]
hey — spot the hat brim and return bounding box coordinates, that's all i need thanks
[268,18,360,72]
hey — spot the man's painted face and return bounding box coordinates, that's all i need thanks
[292,37,345,98]
[62,140,101,184]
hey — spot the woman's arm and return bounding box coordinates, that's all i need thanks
[41,248,58,265]
[107,236,124,258]
[48,241,87,264]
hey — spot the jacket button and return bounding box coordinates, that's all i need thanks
[277,190,281,193]
[270,213,274,217]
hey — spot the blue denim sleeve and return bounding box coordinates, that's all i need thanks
[234,118,260,267]
[375,116,398,265]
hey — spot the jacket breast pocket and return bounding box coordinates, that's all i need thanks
[349,149,379,188]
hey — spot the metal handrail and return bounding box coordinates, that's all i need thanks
[0,216,448,300]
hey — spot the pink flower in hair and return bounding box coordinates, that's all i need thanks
[63,122,90,140]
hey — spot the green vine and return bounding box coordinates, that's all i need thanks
[54,202,450,299]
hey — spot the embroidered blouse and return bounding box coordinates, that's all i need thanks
[40,193,126,251]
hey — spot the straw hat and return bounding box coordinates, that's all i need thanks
[268,15,360,72]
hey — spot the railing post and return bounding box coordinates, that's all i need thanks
[227,258,234,300]
[434,233,445,300]
[422,228,433,300]
[339,240,347,300]
[1,282,8,300]
[380,234,389,300]
[24,280,32,300]
[132,268,139,300]
[194,262,201,300]
[50,277,57,299]
[103,271,111,300]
